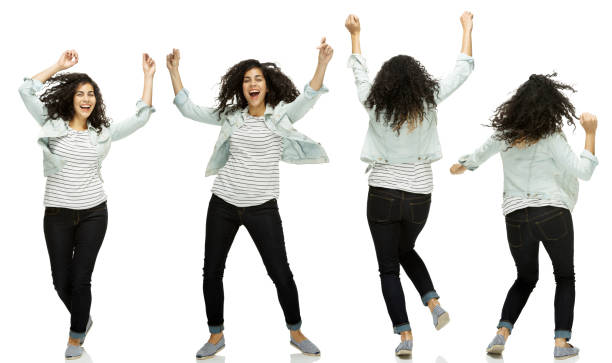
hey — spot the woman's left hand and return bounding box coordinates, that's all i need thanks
[143,53,156,78]
[317,37,334,65]
[450,163,467,175]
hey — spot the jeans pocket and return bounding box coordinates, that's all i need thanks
[505,222,522,248]
[367,193,393,222]
[44,207,60,216]
[409,198,431,224]
[535,211,568,240]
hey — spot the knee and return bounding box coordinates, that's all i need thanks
[378,263,400,278]
[203,263,225,281]
[554,270,575,285]
[267,264,294,286]
[516,274,538,290]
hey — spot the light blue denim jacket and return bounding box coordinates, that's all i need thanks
[19,78,156,179]
[173,84,329,176]
[348,53,474,170]
[458,132,599,211]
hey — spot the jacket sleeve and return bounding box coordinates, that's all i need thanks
[173,88,222,126]
[109,100,156,142]
[283,84,329,124]
[347,54,372,106]
[18,78,49,126]
[435,53,474,103]
[548,132,599,180]
[458,134,503,171]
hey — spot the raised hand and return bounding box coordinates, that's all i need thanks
[450,163,467,175]
[143,53,156,78]
[580,112,598,134]
[345,14,361,35]
[316,37,334,65]
[166,48,181,73]
[460,11,473,32]
[57,50,79,70]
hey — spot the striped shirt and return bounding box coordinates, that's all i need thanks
[368,162,433,194]
[502,197,568,216]
[212,115,282,207]
[44,128,107,209]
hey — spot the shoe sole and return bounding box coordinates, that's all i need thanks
[290,341,320,356]
[555,353,578,360]
[395,349,412,357]
[435,312,450,331]
[196,345,225,360]
[486,345,504,354]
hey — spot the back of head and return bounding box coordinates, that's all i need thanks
[366,55,439,133]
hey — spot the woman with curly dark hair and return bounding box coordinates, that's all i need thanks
[345,12,474,356]
[166,39,332,359]
[19,49,156,360]
[451,74,599,359]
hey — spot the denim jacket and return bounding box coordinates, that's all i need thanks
[19,78,156,179]
[348,53,474,171]
[458,132,599,211]
[173,84,329,176]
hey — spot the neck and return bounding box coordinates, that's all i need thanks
[69,116,88,131]
[248,103,266,117]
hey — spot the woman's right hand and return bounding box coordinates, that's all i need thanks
[56,50,79,70]
[450,163,467,175]
[460,11,473,32]
[345,14,360,35]
[580,112,597,134]
[166,48,180,73]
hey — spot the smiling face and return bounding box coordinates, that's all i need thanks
[72,82,96,121]
[242,67,267,110]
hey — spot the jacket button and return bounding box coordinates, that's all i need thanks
[418,157,422,160]
[527,193,531,197]
[378,157,382,161]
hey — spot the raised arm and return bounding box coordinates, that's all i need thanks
[548,113,598,180]
[436,12,475,103]
[451,134,503,174]
[19,50,79,126]
[283,38,333,123]
[166,48,221,125]
[345,14,371,105]
[109,54,156,141]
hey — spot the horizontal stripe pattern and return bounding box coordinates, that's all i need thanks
[212,115,282,207]
[44,128,107,209]
[502,197,568,216]
[368,162,433,194]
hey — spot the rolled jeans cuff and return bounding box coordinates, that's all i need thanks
[555,330,572,340]
[287,321,302,331]
[69,330,87,339]
[421,290,440,306]
[393,323,411,334]
[209,324,224,334]
[497,320,514,333]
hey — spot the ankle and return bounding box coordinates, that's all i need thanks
[68,337,80,346]
[290,329,307,342]
[400,331,413,341]
[555,338,570,347]
[427,298,440,312]
[496,327,510,340]
[208,332,223,344]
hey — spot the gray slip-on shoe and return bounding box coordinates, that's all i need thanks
[290,337,320,356]
[554,344,579,360]
[196,336,225,360]
[432,305,450,330]
[486,334,506,354]
[79,318,93,346]
[395,339,413,356]
[65,344,83,360]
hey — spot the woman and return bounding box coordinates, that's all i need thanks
[345,12,474,356]
[19,50,156,359]
[450,74,598,359]
[166,39,332,359]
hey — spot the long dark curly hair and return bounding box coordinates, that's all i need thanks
[366,55,439,133]
[40,73,110,134]
[490,73,577,145]
[215,59,300,115]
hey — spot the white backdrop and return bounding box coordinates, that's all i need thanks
[0,0,609,362]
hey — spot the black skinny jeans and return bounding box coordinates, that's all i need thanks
[43,202,108,337]
[500,206,575,339]
[203,194,301,332]
[366,186,439,334]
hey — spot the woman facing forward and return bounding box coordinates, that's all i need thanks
[345,12,474,356]
[166,39,332,359]
[451,73,598,360]
[19,50,156,359]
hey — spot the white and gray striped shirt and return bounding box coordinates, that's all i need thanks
[502,197,567,216]
[368,161,433,194]
[212,115,282,207]
[44,128,107,209]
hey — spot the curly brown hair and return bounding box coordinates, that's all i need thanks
[215,59,299,115]
[40,73,110,134]
[490,73,577,145]
[366,55,439,133]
